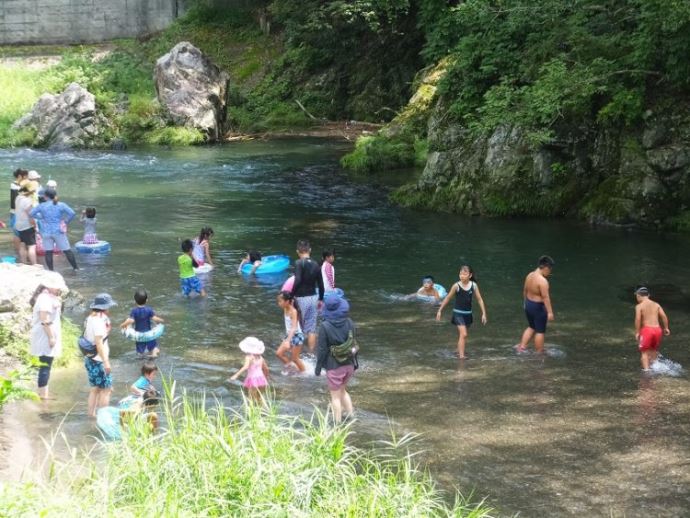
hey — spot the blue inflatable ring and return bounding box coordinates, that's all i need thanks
[122,324,165,342]
[416,283,447,302]
[241,254,290,275]
[75,240,111,254]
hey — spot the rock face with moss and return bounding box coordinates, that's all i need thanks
[12,83,108,149]
[154,42,230,142]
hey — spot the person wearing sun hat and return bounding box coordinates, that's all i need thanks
[30,188,79,271]
[83,293,117,416]
[315,292,358,424]
[230,336,269,403]
[14,180,39,265]
[28,272,68,400]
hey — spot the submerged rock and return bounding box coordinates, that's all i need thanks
[154,42,229,142]
[13,83,108,149]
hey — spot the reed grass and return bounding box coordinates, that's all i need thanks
[0,387,494,517]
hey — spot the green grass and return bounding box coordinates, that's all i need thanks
[341,133,427,175]
[0,389,495,516]
[0,318,80,368]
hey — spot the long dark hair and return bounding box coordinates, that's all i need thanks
[460,264,476,283]
[197,226,214,243]
[30,285,47,307]
[278,290,301,320]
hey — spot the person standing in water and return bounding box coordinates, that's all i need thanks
[192,227,214,267]
[516,255,555,354]
[436,266,487,358]
[29,189,79,271]
[291,239,325,352]
[634,287,670,370]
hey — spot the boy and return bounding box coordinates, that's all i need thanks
[517,255,555,354]
[178,239,206,297]
[321,249,336,292]
[634,287,670,370]
[291,239,325,352]
[130,361,159,395]
[120,289,164,357]
[413,275,442,300]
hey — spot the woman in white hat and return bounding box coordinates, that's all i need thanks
[29,273,68,399]
[14,181,39,265]
[230,336,269,404]
[83,293,117,416]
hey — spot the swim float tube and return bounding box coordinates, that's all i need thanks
[75,240,111,254]
[281,275,294,292]
[122,324,165,342]
[194,263,214,274]
[241,254,290,275]
[416,283,447,302]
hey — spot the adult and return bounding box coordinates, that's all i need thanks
[290,239,325,352]
[315,293,358,424]
[28,170,45,203]
[14,181,39,265]
[29,273,68,400]
[30,188,79,271]
[517,255,555,354]
[9,168,28,256]
[83,293,117,417]
[192,226,214,266]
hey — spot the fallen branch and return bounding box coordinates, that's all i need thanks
[295,99,318,120]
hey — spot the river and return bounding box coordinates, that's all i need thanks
[1,141,689,517]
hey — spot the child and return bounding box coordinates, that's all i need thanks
[97,387,160,440]
[634,286,671,370]
[230,336,269,403]
[130,361,158,395]
[238,250,262,273]
[178,239,206,297]
[120,289,165,356]
[436,265,488,359]
[80,207,98,244]
[275,291,306,374]
[321,249,336,292]
[192,226,214,266]
[411,275,442,300]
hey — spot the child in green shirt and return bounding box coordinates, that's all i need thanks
[178,239,206,297]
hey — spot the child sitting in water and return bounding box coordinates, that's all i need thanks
[130,361,158,396]
[275,291,306,374]
[120,289,165,357]
[634,286,671,370]
[97,387,160,440]
[80,207,98,244]
[410,275,442,301]
[178,239,206,297]
[238,250,262,274]
[230,337,269,404]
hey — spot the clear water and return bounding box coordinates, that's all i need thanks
[2,141,690,516]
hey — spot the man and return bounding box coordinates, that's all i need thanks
[517,255,555,354]
[291,239,325,352]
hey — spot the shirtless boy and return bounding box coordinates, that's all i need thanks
[634,287,670,370]
[517,255,555,354]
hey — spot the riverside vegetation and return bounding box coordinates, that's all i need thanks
[0,388,494,517]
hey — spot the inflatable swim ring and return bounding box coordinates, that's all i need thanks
[96,406,122,440]
[241,254,290,275]
[416,283,447,302]
[281,275,294,292]
[122,324,165,342]
[194,263,214,274]
[75,240,111,254]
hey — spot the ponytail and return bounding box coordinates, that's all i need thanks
[30,285,46,307]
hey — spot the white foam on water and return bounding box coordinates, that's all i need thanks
[648,356,684,377]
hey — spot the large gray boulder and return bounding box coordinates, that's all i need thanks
[13,83,107,149]
[154,42,229,141]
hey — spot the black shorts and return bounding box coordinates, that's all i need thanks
[18,227,36,246]
[451,312,473,327]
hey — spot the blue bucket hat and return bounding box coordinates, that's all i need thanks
[322,292,349,320]
[90,293,117,310]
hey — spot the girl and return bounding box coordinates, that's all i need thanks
[237,250,262,273]
[192,227,214,266]
[436,265,488,359]
[80,207,98,244]
[321,249,336,292]
[84,293,117,417]
[276,291,306,374]
[230,337,269,404]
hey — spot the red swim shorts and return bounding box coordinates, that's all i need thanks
[638,326,663,351]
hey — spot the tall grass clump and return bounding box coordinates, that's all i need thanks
[0,389,494,516]
[0,318,80,368]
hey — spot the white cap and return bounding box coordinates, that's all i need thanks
[28,170,41,180]
[41,272,68,291]
[46,179,57,188]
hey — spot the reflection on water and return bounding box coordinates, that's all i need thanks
[1,141,690,516]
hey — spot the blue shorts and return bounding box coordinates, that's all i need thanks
[9,213,19,237]
[296,294,319,334]
[525,299,547,333]
[287,331,305,347]
[84,357,112,389]
[180,276,203,296]
[135,339,158,354]
[451,311,473,327]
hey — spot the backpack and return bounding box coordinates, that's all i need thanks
[78,335,97,358]
[323,321,359,363]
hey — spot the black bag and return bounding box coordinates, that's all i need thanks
[78,335,97,358]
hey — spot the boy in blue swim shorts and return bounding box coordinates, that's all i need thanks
[517,255,555,354]
[178,239,206,297]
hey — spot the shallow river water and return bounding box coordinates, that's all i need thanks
[2,141,690,516]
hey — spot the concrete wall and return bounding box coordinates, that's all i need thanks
[0,0,183,45]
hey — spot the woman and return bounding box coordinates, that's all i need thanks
[29,273,67,400]
[314,292,358,424]
[29,188,78,271]
[83,293,117,417]
[14,181,39,265]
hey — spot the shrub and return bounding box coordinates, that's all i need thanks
[145,127,205,146]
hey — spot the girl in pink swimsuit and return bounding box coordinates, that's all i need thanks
[230,337,269,404]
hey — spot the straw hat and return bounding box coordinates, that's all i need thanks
[41,272,68,291]
[239,336,265,355]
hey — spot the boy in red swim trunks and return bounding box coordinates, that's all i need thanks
[634,287,670,370]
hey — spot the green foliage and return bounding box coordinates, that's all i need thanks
[0,319,80,368]
[341,133,427,174]
[0,390,494,516]
[145,127,205,146]
[0,364,39,409]
[666,210,690,232]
